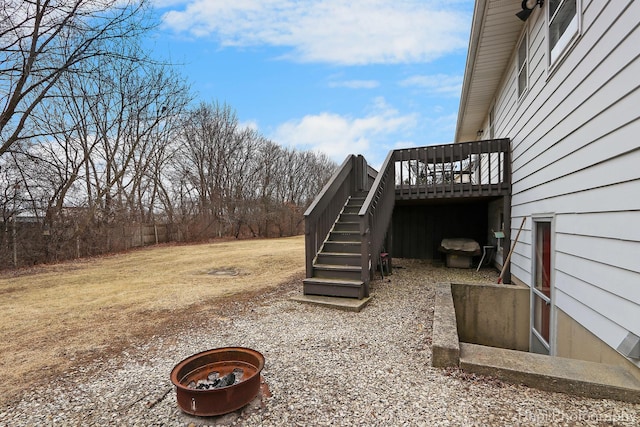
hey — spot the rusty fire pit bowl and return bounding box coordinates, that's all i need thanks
[170,347,265,416]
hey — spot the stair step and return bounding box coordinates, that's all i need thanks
[328,230,360,241]
[342,206,361,214]
[313,264,361,280]
[323,241,361,253]
[316,252,361,266]
[339,213,359,222]
[303,278,365,299]
[303,277,363,286]
[333,222,359,232]
[303,190,373,299]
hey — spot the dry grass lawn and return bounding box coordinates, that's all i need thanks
[0,236,304,405]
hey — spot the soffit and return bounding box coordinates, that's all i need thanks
[455,0,526,142]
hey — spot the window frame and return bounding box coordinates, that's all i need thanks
[530,215,556,355]
[547,0,581,69]
[517,31,528,99]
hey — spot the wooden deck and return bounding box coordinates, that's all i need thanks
[396,183,509,200]
[394,139,510,201]
[303,139,513,298]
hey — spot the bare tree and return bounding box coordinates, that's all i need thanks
[55,42,189,252]
[1,14,191,262]
[172,101,338,240]
[0,0,152,156]
[177,102,241,237]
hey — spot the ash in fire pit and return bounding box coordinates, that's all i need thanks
[188,368,244,390]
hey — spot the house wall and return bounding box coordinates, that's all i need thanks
[556,309,640,380]
[486,0,640,368]
[477,152,504,187]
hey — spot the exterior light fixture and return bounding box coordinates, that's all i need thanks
[516,0,544,22]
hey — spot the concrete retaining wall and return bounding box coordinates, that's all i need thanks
[430,282,640,402]
[451,282,529,351]
[431,283,460,367]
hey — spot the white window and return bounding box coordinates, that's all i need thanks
[548,0,579,64]
[517,34,528,98]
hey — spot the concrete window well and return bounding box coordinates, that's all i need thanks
[451,281,529,351]
[431,282,640,403]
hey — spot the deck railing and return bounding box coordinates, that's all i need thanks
[359,150,396,293]
[394,138,510,199]
[304,155,371,278]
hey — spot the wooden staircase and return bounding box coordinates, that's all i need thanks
[303,192,368,299]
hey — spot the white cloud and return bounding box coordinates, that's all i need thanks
[239,119,259,131]
[271,98,417,162]
[399,74,463,97]
[151,0,187,7]
[159,0,470,65]
[328,80,380,89]
[393,140,416,149]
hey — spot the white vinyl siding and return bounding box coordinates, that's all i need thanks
[477,152,505,186]
[490,0,640,366]
[476,108,505,187]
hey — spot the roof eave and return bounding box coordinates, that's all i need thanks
[455,0,488,143]
[454,0,525,143]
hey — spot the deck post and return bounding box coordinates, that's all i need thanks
[354,155,368,192]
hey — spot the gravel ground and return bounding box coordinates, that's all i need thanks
[1,260,638,426]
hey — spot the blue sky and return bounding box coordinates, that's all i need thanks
[148,0,474,168]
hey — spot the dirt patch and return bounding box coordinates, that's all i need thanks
[207,268,241,276]
[0,286,19,296]
[0,236,304,406]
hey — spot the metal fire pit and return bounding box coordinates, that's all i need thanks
[170,347,265,416]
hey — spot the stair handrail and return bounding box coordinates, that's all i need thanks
[304,155,355,278]
[358,150,396,294]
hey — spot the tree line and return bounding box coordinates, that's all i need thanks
[0,0,336,268]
